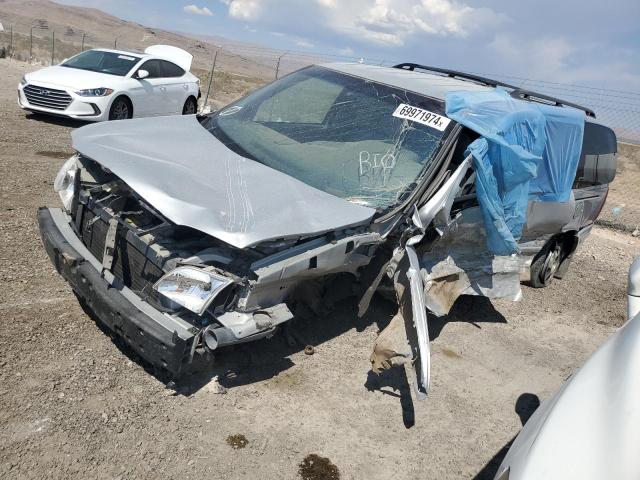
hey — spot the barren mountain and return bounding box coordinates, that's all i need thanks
[0,0,290,78]
[0,0,317,106]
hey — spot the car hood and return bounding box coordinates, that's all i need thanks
[26,65,126,90]
[71,115,376,249]
[499,313,640,480]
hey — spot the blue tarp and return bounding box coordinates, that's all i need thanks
[445,89,584,255]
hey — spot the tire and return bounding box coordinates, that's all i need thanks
[108,97,132,120]
[182,97,197,115]
[529,240,563,288]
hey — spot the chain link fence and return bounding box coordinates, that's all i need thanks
[1,21,639,145]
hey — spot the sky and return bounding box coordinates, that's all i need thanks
[56,0,639,93]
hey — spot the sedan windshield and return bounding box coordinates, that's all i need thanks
[200,66,451,209]
[61,50,140,76]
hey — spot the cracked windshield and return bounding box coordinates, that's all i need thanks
[200,66,449,209]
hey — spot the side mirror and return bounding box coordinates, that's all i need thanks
[136,69,149,80]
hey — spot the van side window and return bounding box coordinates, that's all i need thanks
[573,122,617,188]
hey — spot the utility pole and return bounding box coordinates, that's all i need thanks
[203,50,218,109]
[114,37,117,49]
[9,24,12,58]
[81,33,85,52]
[29,27,33,63]
[275,51,288,79]
[51,30,55,65]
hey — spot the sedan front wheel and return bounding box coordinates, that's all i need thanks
[108,97,132,121]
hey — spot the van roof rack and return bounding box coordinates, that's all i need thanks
[393,63,596,118]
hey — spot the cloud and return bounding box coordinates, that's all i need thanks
[213,0,638,98]
[220,0,505,46]
[183,4,213,16]
[226,0,263,20]
[295,39,314,48]
[339,0,506,45]
[488,33,640,92]
[489,34,577,81]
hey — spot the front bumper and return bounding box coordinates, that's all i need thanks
[38,207,198,376]
[18,83,111,121]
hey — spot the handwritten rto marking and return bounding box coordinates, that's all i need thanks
[359,151,397,186]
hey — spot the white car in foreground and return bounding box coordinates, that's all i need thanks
[495,257,640,480]
[18,45,200,121]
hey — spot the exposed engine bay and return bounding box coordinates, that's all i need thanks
[65,154,385,363]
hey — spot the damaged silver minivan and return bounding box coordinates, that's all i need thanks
[38,62,617,397]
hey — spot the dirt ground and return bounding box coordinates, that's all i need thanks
[1,58,639,480]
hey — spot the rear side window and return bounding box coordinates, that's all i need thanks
[574,122,617,187]
[160,61,185,77]
[139,60,162,78]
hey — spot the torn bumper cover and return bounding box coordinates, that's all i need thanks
[38,207,197,376]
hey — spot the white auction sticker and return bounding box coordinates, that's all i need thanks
[392,103,451,131]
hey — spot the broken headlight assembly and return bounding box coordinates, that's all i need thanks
[153,266,233,315]
[53,155,79,212]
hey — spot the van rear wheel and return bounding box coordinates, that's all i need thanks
[530,241,563,288]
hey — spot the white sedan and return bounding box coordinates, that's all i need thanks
[18,45,200,121]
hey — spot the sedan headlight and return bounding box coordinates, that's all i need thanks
[19,75,27,86]
[75,88,114,97]
[53,155,79,212]
[153,266,233,315]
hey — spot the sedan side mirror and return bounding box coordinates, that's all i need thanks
[136,69,149,80]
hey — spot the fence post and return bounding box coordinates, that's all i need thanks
[81,33,85,52]
[9,24,12,58]
[51,30,55,65]
[275,51,288,79]
[29,27,33,63]
[114,38,117,49]
[203,50,218,109]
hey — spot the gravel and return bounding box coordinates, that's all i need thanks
[1,58,639,480]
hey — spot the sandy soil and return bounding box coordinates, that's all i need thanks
[1,58,639,480]
[597,142,640,233]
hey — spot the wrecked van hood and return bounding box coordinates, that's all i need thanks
[71,115,375,249]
